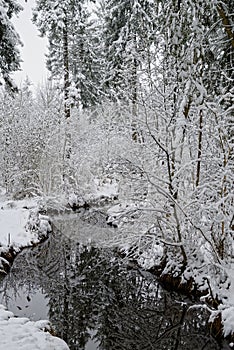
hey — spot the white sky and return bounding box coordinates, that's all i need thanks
[12,0,48,88]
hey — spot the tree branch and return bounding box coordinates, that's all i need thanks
[217,4,234,49]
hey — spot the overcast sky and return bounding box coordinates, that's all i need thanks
[12,0,48,88]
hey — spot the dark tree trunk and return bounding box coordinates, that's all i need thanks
[63,13,70,119]
[196,110,203,187]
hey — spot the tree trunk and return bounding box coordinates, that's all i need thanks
[196,110,203,187]
[131,56,139,142]
[62,12,71,163]
[217,4,234,49]
[63,13,70,120]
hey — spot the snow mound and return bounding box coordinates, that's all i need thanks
[0,198,51,254]
[221,306,234,337]
[0,304,69,350]
[0,206,33,248]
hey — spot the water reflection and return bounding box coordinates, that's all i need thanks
[0,286,49,320]
[0,230,227,350]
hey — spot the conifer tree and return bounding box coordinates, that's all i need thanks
[33,0,101,111]
[102,0,156,103]
[0,0,22,90]
[101,0,156,141]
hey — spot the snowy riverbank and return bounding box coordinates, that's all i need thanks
[0,194,69,349]
[0,195,51,273]
[0,198,47,252]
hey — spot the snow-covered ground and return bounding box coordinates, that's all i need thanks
[0,305,69,350]
[219,266,234,339]
[0,189,51,257]
[0,198,39,253]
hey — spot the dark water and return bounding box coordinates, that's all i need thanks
[0,229,230,350]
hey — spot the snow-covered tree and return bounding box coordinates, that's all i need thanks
[100,0,156,141]
[33,0,102,111]
[0,0,22,90]
[137,0,234,264]
[0,79,63,196]
[96,0,233,269]
[102,0,156,101]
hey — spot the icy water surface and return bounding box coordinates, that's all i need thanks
[0,226,231,350]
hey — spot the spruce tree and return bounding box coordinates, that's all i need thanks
[102,0,156,102]
[101,0,156,141]
[33,0,102,111]
[0,0,22,90]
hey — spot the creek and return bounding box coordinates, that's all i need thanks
[0,213,231,350]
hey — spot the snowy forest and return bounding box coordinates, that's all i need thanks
[0,0,234,347]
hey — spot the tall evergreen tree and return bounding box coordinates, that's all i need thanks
[100,0,157,142]
[69,5,104,108]
[0,0,22,90]
[33,0,101,111]
[102,0,156,103]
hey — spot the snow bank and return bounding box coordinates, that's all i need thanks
[0,304,69,350]
[0,194,67,349]
[0,197,50,254]
[222,306,234,337]
[0,204,34,249]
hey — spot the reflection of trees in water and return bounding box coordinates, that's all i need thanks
[96,291,218,350]
[95,270,219,350]
[1,231,221,350]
